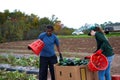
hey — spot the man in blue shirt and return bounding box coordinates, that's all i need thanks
[38,25,62,80]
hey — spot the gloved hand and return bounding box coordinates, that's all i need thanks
[95,49,102,55]
[59,53,63,61]
[84,56,91,59]
[28,46,31,50]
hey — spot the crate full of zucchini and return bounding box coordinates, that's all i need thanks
[54,58,98,80]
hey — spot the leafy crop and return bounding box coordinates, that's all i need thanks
[0,70,37,80]
[0,55,39,68]
[59,58,89,66]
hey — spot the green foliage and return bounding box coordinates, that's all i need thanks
[57,27,74,35]
[0,10,55,42]
[58,34,91,38]
[59,58,89,66]
[38,17,54,32]
[0,12,7,24]
[0,55,39,68]
[0,70,37,80]
[0,54,39,80]
[1,10,120,43]
[106,32,120,37]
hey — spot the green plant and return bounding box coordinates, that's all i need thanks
[0,55,39,68]
[59,58,89,66]
[0,70,37,80]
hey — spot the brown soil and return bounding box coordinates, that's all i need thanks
[0,37,120,79]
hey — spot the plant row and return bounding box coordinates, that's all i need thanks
[0,54,39,68]
[0,69,37,80]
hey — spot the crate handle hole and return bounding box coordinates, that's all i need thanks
[69,73,72,78]
[60,71,62,76]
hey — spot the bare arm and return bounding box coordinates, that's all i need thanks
[56,46,61,54]
[56,46,63,61]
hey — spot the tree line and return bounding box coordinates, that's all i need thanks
[0,9,119,43]
[0,10,74,43]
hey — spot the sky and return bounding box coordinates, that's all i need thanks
[0,0,120,29]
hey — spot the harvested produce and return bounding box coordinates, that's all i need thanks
[59,58,89,66]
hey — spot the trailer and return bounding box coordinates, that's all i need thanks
[104,24,120,34]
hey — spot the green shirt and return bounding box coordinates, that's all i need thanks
[95,32,114,57]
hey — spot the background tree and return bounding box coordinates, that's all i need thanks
[54,21,63,34]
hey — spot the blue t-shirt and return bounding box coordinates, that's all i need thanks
[38,32,60,57]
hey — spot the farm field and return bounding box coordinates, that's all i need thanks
[0,37,120,55]
[0,36,120,79]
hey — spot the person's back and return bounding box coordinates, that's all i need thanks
[95,31,114,57]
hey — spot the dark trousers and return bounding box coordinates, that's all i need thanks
[39,55,57,80]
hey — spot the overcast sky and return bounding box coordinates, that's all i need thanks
[0,0,120,29]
